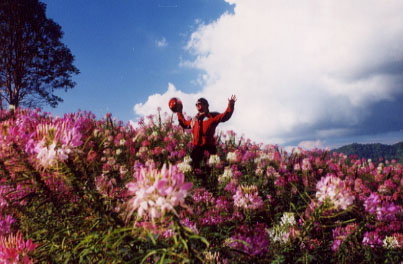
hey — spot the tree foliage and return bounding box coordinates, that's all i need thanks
[0,0,79,109]
[333,142,403,164]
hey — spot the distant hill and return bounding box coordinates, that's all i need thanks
[332,142,403,164]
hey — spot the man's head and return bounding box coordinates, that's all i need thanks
[196,98,209,113]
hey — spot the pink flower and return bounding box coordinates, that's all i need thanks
[125,164,192,224]
[224,180,238,194]
[315,174,355,210]
[192,188,214,204]
[266,166,280,178]
[30,118,83,168]
[233,185,264,211]
[301,158,312,172]
[96,174,118,198]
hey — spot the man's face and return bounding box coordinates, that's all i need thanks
[196,101,207,113]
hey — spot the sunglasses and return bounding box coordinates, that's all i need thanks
[195,102,204,106]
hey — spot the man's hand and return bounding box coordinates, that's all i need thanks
[229,95,237,105]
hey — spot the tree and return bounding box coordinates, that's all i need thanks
[0,0,79,109]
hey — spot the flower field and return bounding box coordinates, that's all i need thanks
[0,108,402,263]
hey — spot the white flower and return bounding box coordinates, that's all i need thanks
[255,167,264,176]
[280,212,296,227]
[57,147,71,161]
[178,156,192,173]
[35,141,57,168]
[219,167,233,183]
[178,162,192,174]
[119,165,128,175]
[267,225,288,244]
[183,155,192,164]
[267,212,298,244]
[226,152,237,163]
[209,154,221,165]
[203,250,220,264]
[383,236,400,249]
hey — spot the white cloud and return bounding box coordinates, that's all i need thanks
[135,0,403,145]
[133,83,203,119]
[156,37,168,48]
[298,139,325,150]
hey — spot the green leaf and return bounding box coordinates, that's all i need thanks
[141,250,157,264]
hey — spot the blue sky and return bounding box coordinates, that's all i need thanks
[42,0,403,149]
[42,0,232,119]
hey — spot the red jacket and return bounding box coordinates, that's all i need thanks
[177,102,234,147]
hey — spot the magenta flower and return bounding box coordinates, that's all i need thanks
[376,202,399,221]
[362,231,383,248]
[222,180,237,194]
[125,164,193,224]
[0,231,38,264]
[364,193,381,214]
[0,215,15,236]
[331,223,358,251]
[0,184,29,210]
[226,223,269,256]
[364,193,400,221]
[180,217,198,234]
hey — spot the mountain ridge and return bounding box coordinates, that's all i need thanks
[332,141,403,163]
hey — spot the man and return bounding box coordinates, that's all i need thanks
[176,95,236,169]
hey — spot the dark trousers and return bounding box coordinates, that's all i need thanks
[190,144,217,169]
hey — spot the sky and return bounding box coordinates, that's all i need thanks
[41,0,403,150]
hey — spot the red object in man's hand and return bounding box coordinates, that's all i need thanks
[169,97,182,113]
